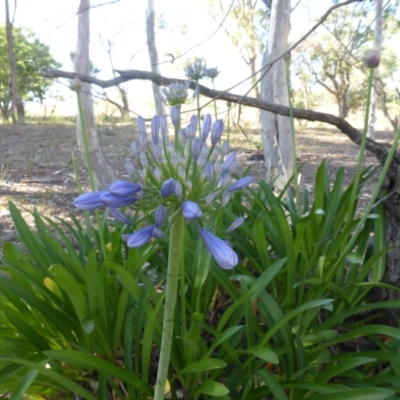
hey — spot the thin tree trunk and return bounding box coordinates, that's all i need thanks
[146,0,166,116]
[260,0,291,190]
[72,0,115,189]
[367,0,383,139]
[5,0,23,124]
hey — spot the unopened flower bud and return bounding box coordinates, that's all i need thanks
[160,178,176,197]
[201,114,212,143]
[170,106,180,128]
[364,50,380,68]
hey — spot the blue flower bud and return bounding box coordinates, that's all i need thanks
[185,123,196,140]
[206,192,214,205]
[221,152,237,175]
[205,161,215,183]
[175,180,183,199]
[170,106,180,128]
[151,116,160,145]
[197,154,207,169]
[124,224,157,247]
[211,119,224,145]
[221,141,229,156]
[108,207,132,225]
[182,200,202,220]
[131,141,140,157]
[137,116,146,136]
[160,115,167,136]
[109,180,142,196]
[155,205,166,227]
[125,160,135,179]
[153,144,163,162]
[201,114,212,143]
[226,216,245,232]
[192,138,202,161]
[221,191,230,207]
[199,228,238,269]
[179,129,187,145]
[73,191,106,210]
[227,176,254,192]
[160,178,176,197]
[153,167,162,180]
[152,227,164,239]
[100,192,137,208]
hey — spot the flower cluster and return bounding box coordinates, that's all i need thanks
[74,108,254,269]
[184,59,208,81]
[184,60,221,82]
[162,81,193,106]
[205,67,220,80]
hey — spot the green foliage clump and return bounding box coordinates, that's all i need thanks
[1,159,400,399]
[0,26,61,120]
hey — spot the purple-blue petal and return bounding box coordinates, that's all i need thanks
[182,200,202,220]
[221,152,237,175]
[124,224,157,247]
[137,116,147,136]
[199,228,238,269]
[109,180,142,196]
[160,178,176,198]
[108,207,132,225]
[100,192,137,208]
[226,216,245,232]
[210,119,224,145]
[151,116,160,145]
[155,205,166,227]
[201,114,212,143]
[73,191,106,210]
[170,106,180,128]
[227,176,254,192]
[192,138,202,161]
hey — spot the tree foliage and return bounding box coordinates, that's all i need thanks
[0,26,61,120]
[292,1,399,120]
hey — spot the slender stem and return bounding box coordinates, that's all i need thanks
[347,68,374,221]
[154,210,185,400]
[76,89,106,259]
[285,57,301,212]
[76,90,96,192]
[212,79,218,120]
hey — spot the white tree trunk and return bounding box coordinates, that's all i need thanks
[72,0,115,189]
[368,0,383,139]
[260,0,291,190]
[146,0,166,116]
[5,0,23,124]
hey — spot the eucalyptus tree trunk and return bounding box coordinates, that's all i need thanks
[367,0,383,139]
[72,0,115,189]
[146,0,166,116]
[259,0,291,190]
[5,0,23,124]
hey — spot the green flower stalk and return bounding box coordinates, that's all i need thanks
[73,106,254,398]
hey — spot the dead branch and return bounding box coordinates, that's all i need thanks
[42,67,389,162]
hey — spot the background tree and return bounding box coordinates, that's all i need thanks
[0,25,60,121]
[259,0,291,189]
[71,0,115,189]
[146,0,166,115]
[367,0,383,139]
[292,1,398,121]
[4,0,22,123]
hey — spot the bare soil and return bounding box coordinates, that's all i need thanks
[0,122,392,247]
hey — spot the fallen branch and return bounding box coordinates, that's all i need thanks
[42,67,389,162]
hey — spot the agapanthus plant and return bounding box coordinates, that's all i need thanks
[73,107,254,399]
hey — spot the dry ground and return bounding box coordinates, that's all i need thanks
[0,122,393,245]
